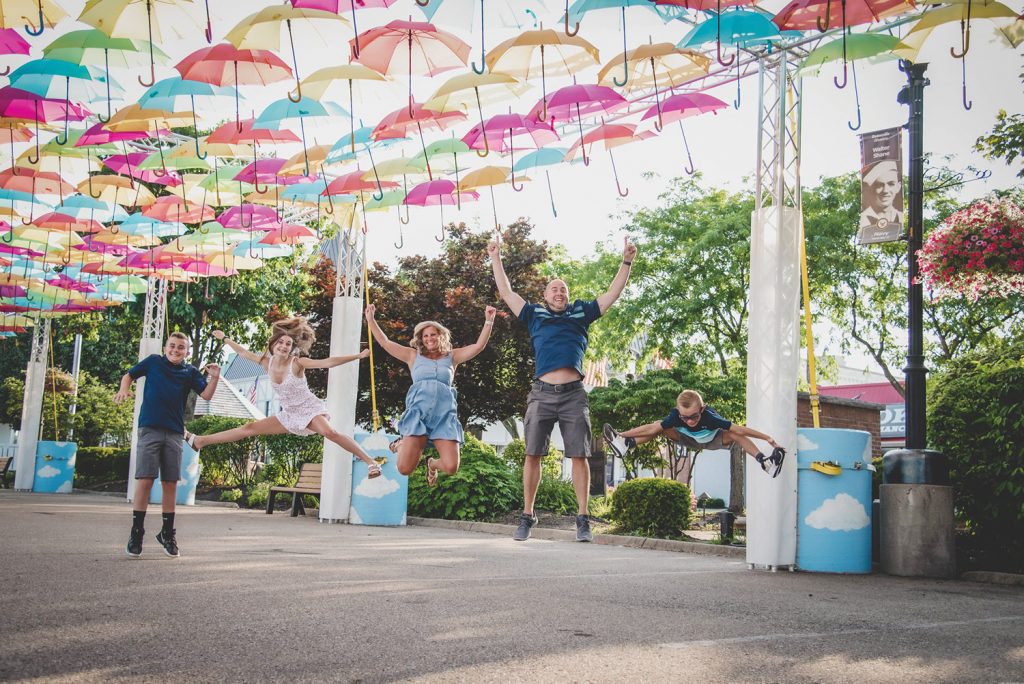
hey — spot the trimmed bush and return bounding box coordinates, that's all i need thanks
[246,482,270,509]
[503,438,563,478]
[75,446,130,484]
[220,488,242,502]
[611,477,692,538]
[408,435,520,521]
[534,476,578,515]
[929,340,1024,573]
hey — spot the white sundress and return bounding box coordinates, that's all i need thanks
[269,357,329,436]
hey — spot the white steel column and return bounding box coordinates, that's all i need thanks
[14,318,51,491]
[319,224,364,523]
[126,278,168,501]
[746,52,803,570]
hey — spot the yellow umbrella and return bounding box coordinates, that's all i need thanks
[279,144,336,176]
[296,65,391,144]
[225,5,350,102]
[485,28,600,121]
[1,0,67,35]
[76,175,157,207]
[105,103,194,132]
[597,43,711,96]
[458,165,529,231]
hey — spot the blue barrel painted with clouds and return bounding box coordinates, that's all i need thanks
[149,440,201,505]
[349,431,407,526]
[797,428,874,573]
[33,441,77,493]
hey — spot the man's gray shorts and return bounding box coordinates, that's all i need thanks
[524,380,591,458]
[672,428,729,451]
[136,427,183,482]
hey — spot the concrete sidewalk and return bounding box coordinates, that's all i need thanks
[1,491,1022,683]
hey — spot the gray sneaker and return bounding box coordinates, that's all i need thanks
[513,513,538,541]
[602,424,630,459]
[575,514,593,543]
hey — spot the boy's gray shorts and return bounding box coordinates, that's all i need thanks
[135,427,183,482]
[524,381,592,458]
[672,428,728,451]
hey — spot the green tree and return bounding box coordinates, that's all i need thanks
[305,220,550,432]
[975,66,1024,178]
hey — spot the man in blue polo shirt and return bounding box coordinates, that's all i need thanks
[489,237,636,542]
[114,332,219,558]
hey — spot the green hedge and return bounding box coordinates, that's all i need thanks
[534,476,578,515]
[74,446,130,483]
[408,435,520,521]
[611,477,692,538]
[929,340,1024,573]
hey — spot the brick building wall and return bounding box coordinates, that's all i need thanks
[797,391,884,460]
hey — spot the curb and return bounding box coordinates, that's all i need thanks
[960,571,1024,587]
[408,516,746,558]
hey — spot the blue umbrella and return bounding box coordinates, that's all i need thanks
[7,59,120,144]
[256,97,349,176]
[139,77,241,158]
[512,147,572,217]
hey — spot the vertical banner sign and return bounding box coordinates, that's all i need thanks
[858,127,904,244]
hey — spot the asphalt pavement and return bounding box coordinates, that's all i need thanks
[1,491,1022,683]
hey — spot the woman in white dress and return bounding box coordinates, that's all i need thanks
[187,317,381,478]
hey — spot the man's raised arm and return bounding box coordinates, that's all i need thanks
[487,240,526,317]
[596,237,637,314]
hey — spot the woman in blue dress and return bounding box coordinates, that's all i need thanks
[365,303,496,486]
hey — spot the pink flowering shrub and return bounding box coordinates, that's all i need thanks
[917,200,1024,300]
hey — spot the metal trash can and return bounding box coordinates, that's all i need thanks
[32,441,77,494]
[349,431,407,526]
[796,428,874,573]
[149,439,201,506]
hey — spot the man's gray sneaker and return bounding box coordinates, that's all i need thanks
[603,424,630,459]
[575,514,593,543]
[513,513,538,541]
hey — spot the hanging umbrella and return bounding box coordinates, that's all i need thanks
[43,28,165,122]
[75,175,156,209]
[895,1,1021,109]
[0,28,31,76]
[350,19,471,116]
[207,118,301,195]
[0,87,90,164]
[798,32,898,128]
[78,0,199,87]
[138,76,241,158]
[226,5,351,102]
[417,0,544,73]
[564,0,669,86]
[424,71,529,156]
[640,92,728,173]
[775,0,913,89]
[596,43,711,123]
[373,102,467,180]
[295,65,390,151]
[175,43,293,130]
[404,178,478,241]
[143,194,215,224]
[290,0,398,58]
[255,96,349,176]
[1,0,67,37]
[485,28,600,121]
[458,165,526,230]
[525,84,623,162]
[460,113,559,180]
[566,121,653,196]
[513,147,570,218]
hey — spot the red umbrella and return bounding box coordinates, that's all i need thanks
[403,178,478,241]
[373,102,466,180]
[176,44,293,129]
[0,167,74,197]
[323,169,399,196]
[351,19,471,116]
[76,121,164,147]
[33,211,105,233]
[566,121,654,196]
[143,195,216,224]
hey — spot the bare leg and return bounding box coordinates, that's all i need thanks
[620,421,667,445]
[522,455,542,515]
[570,456,590,515]
[396,435,428,476]
[160,481,176,513]
[133,478,156,512]
[306,415,376,467]
[430,439,461,476]
[192,415,288,449]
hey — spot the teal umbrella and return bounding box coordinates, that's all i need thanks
[513,147,570,218]
[138,77,241,158]
[7,59,120,144]
[256,97,348,176]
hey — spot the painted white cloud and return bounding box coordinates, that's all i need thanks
[36,465,60,478]
[360,431,391,451]
[55,480,73,494]
[805,493,870,531]
[185,461,200,478]
[349,507,363,525]
[797,433,820,452]
[354,475,399,499]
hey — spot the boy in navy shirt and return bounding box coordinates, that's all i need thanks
[114,332,219,557]
[603,389,785,477]
[490,237,636,542]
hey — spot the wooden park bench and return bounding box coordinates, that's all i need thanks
[0,456,12,488]
[266,462,321,517]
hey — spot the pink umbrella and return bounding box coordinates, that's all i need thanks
[77,121,167,147]
[217,204,282,230]
[461,114,557,190]
[144,195,216,224]
[51,302,107,313]
[404,178,478,241]
[233,158,318,186]
[74,237,141,256]
[104,153,183,186]
[0,285,29,298]
[0,87,90,164]
[258,222,315,245]
[0,29,31,77]
[45,273,97,293]
[373,102,466,180]
[640,93,728,174]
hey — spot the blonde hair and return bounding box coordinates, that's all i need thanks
[266,317,316,357]
[677,389,704,411]
[167,331,189,345]
[411,320,452,355]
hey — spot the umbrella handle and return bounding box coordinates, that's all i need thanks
[24,2,45,35]
[0,66,9,77]
[416,0,430,5]
[576,106,590,166]
[475,90,490,158]
[564,0,580,36]
[191,103,208,159]
[204,0,213,43]
[510,134,524,191]
[960,57,972,111]
[471,0,487,74]
[27,115,40,164]
[394,222,404,249]
[545,170,557,218]
[716,1,734,68]
[287,20,303,103]
[612,8,630,87]
[816,0,833,32]
[679,122,695,175]
[834,61,848,89]
[847,61,862,131]
[951,11,971,59]
[138,1,156,87]
[435,223,446,242]
[733,52,741,109]
[651,60,664,132]
[609,150,629,198]
[239,201,253,229]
